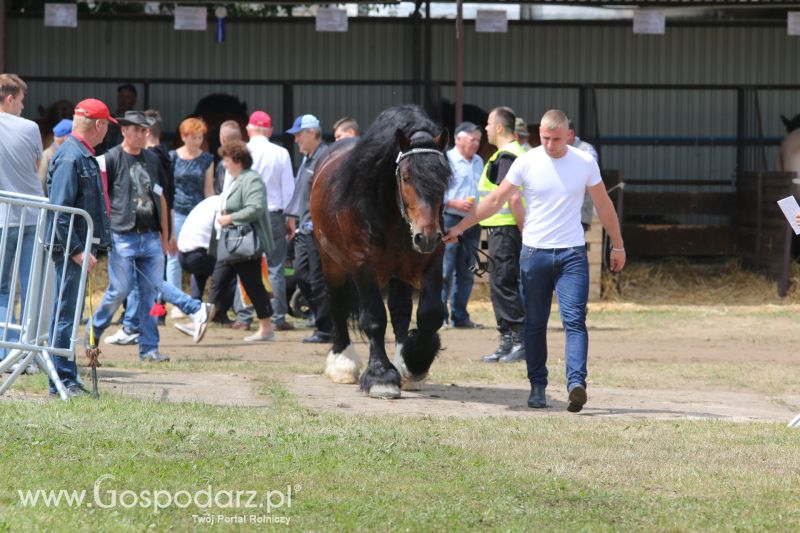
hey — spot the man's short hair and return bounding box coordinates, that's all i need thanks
[144,109,162,138]
[218,140,253,169]
[117,83,137,96]
[0,73,26,99]
[454,121,480,137]
[332,116,359,136]
[220,120,243,142]
[490,106,516,134]
[541,109,569,131]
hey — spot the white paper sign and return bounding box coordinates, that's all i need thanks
[44,4,77,28]
[789,12,800,36]
[633,11,665,35]
[476,10,507,33]
[777,196,800,235]
[174,7,207,31]
[316,8,348,32]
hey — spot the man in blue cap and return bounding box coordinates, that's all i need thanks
[38,118,72,194]
[284,114,333,344]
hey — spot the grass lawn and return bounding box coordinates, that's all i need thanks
[2,387,800,531]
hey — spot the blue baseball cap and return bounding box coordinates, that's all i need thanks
[286,114,320,134]
[52,118,73,137]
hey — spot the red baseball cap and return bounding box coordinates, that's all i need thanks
[248,110,272,128]
[74,98,118,124]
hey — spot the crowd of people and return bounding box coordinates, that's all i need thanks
[1,73,625,411]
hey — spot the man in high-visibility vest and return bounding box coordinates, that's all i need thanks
[444,109,626,413]
[477,106,527,363]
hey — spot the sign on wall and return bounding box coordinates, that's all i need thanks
[633,11,666,35]
[789,12,800,36]
[316,8,348,32]
[174,7,207,31]
[44,4,77,28]
[475,10,507,33]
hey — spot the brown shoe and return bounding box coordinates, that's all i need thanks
[230,321,251,331]
[274,320,295,331]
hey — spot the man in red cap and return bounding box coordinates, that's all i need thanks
[45,98,115,397]
[236,110,296,331]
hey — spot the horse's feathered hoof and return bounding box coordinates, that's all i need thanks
[324,345,361,384]
[393,343,427,391]
[368,383,401,399]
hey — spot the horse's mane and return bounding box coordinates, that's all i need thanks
[331,105,450,239]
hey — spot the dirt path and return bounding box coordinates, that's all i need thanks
[284,374,799,421]
[69,304,800,422]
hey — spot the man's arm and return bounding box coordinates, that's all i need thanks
[443,179,520,243]
[509,191,525,232]
[587,182,626,272]
[159,193,170,254]
[204,163,215,198]
[47,157,84,256]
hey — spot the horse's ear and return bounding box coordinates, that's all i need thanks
[435,129,449,151]
[782,115,791,130]
[396,128,411,153]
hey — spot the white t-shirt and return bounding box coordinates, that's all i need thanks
[505,145,602,248]
[247,136,294,212]
[178,195,220,253]
[0,112,44,225]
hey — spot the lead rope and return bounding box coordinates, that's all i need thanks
[84,275,100,399]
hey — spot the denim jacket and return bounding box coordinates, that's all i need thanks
[46,135,112,257]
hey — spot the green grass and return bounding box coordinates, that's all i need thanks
[1,390,800,531]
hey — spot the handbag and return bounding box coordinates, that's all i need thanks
[216,223,262,264]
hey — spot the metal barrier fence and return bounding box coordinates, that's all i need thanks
[0,191,94,401]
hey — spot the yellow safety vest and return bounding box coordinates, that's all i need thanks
[477,140,526,227]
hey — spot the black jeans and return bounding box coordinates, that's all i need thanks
[293,232,332,334]
[486,225,525,334]
[208,258,273,319]
[179,248,217,300]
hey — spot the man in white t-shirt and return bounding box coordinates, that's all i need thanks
[177,194,219,301]
[246,111,295,331]
[0,73,43,368]
[444,109,625,413]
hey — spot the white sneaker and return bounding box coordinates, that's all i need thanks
[170,307,186,319]
[190,303,215,343]
[104,328,140,345]
[174,322,195,337]
[10,361,40,375]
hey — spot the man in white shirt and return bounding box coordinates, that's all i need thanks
[0,73,43,368]
[444,109,625,414]
[246,110,296,331]
[442,121,484,329]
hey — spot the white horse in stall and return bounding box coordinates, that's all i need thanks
[778,114,800,176]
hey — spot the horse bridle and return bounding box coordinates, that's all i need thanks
[394,148,446,231]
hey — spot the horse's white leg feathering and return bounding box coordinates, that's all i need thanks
[393,343,426,391]
[324,344,361,384]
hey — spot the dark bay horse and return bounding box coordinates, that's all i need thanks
[310,105,450,399]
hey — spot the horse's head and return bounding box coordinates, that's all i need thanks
[782,114,800,134]
[395,128,450,254]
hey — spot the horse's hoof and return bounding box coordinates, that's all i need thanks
[368,383,401,399]
[324,345,361,384]
[393,345,427,391]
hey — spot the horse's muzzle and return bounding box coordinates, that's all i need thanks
[412,231,443,254]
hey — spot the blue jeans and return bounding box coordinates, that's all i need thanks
[441,213,479,324]
[519,245,589,390]
[93,232,164,356]
[49,254,82,392]
[0,225,36,358]
[123,277,201,333]
[165,212,187,290]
